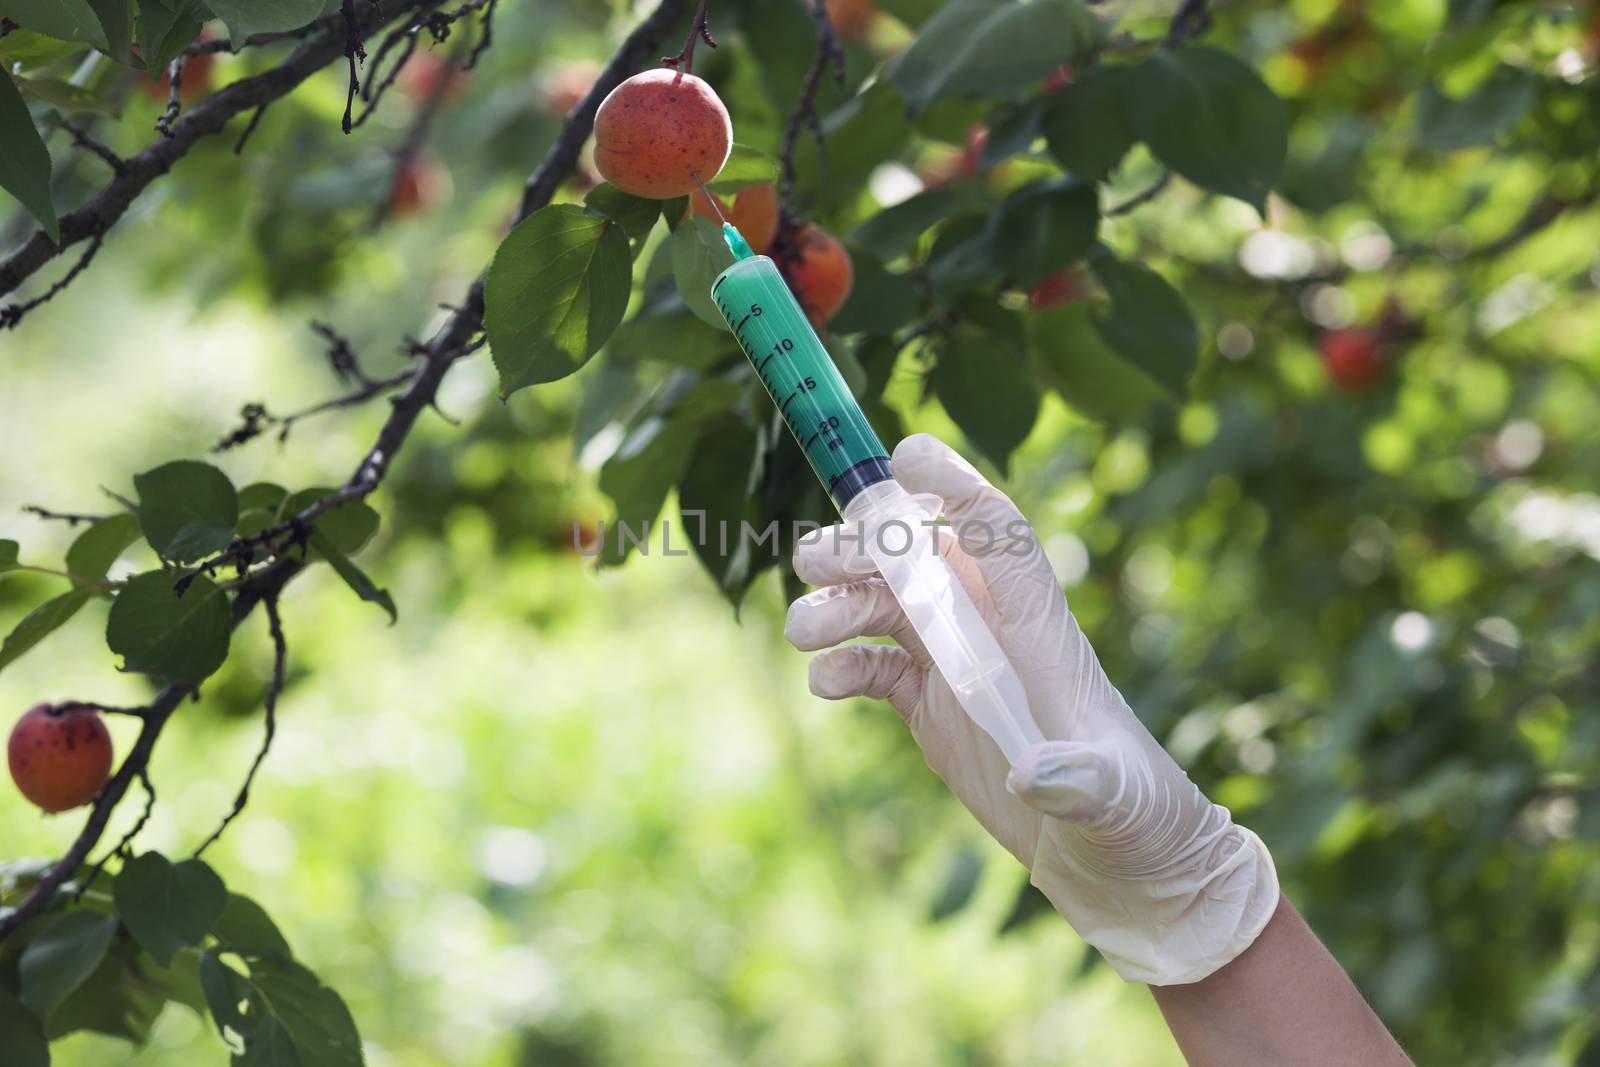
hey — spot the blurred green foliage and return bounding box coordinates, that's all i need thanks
[2,0,1600,1063]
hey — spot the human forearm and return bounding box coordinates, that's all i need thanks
[1150,896,1411,1067]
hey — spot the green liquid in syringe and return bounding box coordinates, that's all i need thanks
[711,250,892,510]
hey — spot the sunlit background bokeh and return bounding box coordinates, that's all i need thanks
[5,0,1600,1063]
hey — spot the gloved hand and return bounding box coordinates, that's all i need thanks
[785,433,1279,986]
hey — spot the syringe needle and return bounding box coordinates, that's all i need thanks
[691,173,730,226]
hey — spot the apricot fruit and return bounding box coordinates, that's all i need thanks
[781,224,853,327]
[593,69,731,199]
[1318,327,1387,390]
[540,59,600,116]
[685,183,779,254]
[826,0,880,40]
[8,703,113,814]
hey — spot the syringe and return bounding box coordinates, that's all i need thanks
[698,187,1044,765]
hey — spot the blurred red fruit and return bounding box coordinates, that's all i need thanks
[540,59,600,117]
[1028,268,1085,310]
[1319,327,1387,390]
[140,34,215,101]
[399,50,465,102]
[1044,65,1074,93]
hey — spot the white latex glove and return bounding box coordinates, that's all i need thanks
[785,434,1279,986]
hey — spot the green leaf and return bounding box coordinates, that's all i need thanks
[934,327,1039,472]
[928,846,984,921]
[485,204,633,395]
[3,0,110,51]
[210,954,364,1067]
[114,853,228,967]
[14,74,120,115]
[136,0,209,78]
[979,98,1046,169]
[86,0,135,64]
[281,490,380,557]
[134,460,240,564]
[199,950,253,1040]
[0,590,92,675]
[252,956,364,1066]
[609,299,734,370]
[44,934,167,1042]
[831,252,921,335]
[238,483,289,514]
[310,530,397,623]
[0,987,49,1067]
[66,513,141,582]
[207,0,323,42]
[791,83,911,205]
[678,416,761,604]
[671,215,736,329]
[1416,65,1537,151]
[1089,256,1198,396]
[106,571,232,682]
[583,183,662,243]
[706,142,779,193]
[212,893,292,959]
[0,540,18,571]
[0,29,92,71]
[598,416,701,565]
[923,182,1095,293]
[985,178,1097,286]
[1124,48,1288,211]
[1028,301,1168,422]
[850,189,975,260]
[0,72,60,243]
[1043,64,1137,181]
[887,0,1099,110]
[19,910,119,1021]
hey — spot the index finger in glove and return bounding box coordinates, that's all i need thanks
[891,434,1059,619]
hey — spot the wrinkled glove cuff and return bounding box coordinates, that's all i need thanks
[1032,823,1280,986]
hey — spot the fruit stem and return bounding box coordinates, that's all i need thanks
[661,0,716,73]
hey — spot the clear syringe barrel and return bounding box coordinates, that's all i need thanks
[711,255,893,510]
[710,239,1044,766]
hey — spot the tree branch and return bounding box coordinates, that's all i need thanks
[0,0,433,305]
[0,0,690,944]
[777,0,844,226]
[1165,0,1212,46]
[0,566,295,941]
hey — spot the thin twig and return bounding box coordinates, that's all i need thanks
[465,0,497,69]
[234,103,271,154]
[60,120,125,173]
[661,0,715,72]
[1108,171,1171,215]
[0,236,105,330]
[339,0,368,134]
[155,56,185,137]
[1,1,437,301]
[777,0,844,225]
[77,767,155,898]
[193,597,286,858]
[21,505,108,525]
[0,0,690,947]
[1165,0,1212,46]
[0,570,293,941]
